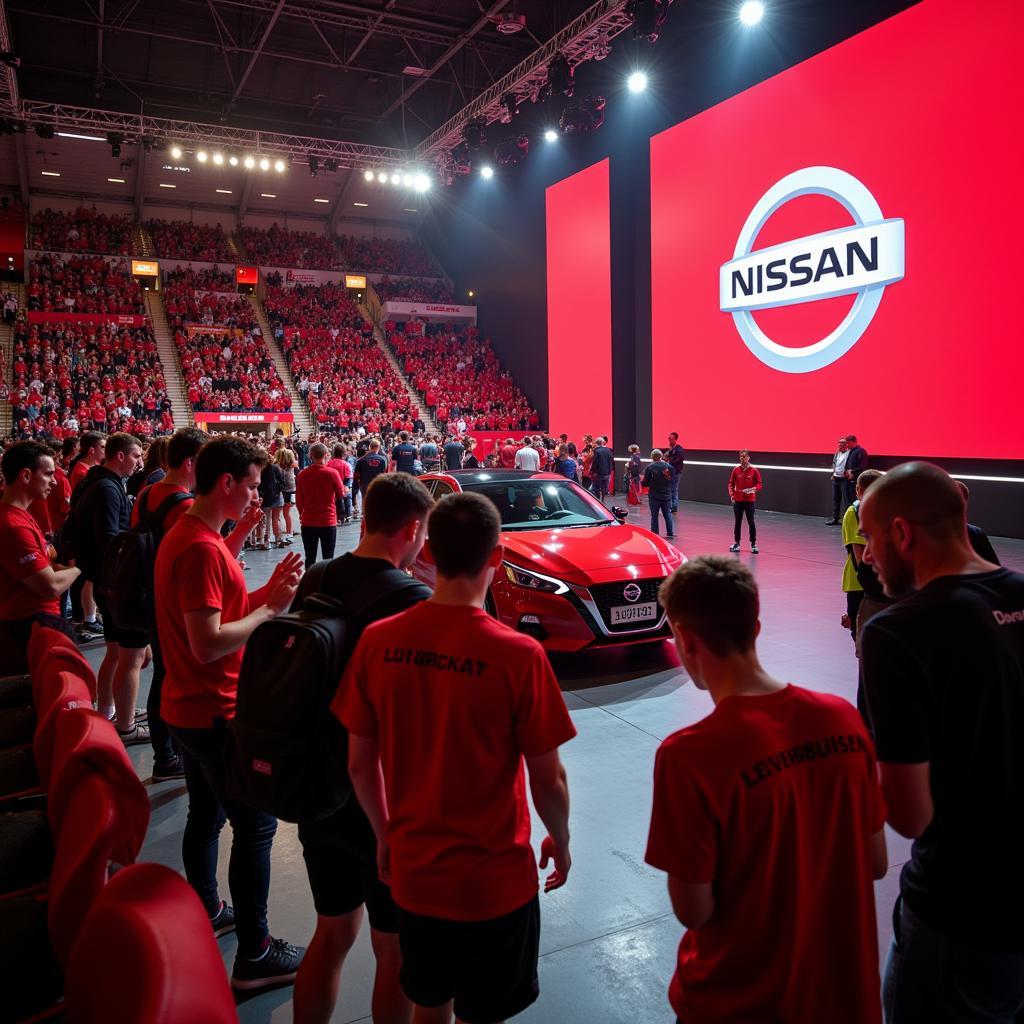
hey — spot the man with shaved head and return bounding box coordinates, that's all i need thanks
[858,462,1024,1022]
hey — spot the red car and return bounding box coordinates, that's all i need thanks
[413,470,686,653]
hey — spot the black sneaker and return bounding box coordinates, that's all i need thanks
[210,901,236,938]
[152,755,186,782]
[231,937,305,991]
[729,543,740,553]
[82,619,104,637]
[117,722,151,747]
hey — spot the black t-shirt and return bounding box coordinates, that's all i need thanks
[642,461,674,500]
[861,568,1024,951]
[443,441,464,470]
[392,442,417,474]
[354,452,387,492]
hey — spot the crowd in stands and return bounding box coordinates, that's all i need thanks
[26,254,146,315]
[388,321,539,433]
[163,266,256,331]
[336,233,441,276]
[2,317,172,439]
[30,206,134,255]
[146,220,233,262]
[264,277,410,431]
[373,275,455,303]
[240,224,342,270]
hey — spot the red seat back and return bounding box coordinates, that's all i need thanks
[29,628,96,705]
[47,771,149,967]
[64,863,238,1024]
[32,670,93,745]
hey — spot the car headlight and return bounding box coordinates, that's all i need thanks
[502,562,568,595]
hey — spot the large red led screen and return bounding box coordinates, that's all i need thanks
[651,0,1023,460]
[546,159,612,445]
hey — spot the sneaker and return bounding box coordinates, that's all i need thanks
[152,755,186,782]
[117,722,151,747]
[751,545,760,554]
[210,901,237,938]
[83,618,104,636]
[111,707,148,724]
[231,937,305,991]
[825,519,840,526]
[729,543,740,553]
[77,622,105,641]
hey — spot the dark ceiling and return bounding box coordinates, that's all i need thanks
[8,1,602,147]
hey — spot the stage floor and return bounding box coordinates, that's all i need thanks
[82,500,1024,1024]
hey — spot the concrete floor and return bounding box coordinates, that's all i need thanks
[80,500,1024,1024]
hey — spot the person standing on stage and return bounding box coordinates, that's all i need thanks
[728,450,762,554]
[666,433,686,514]
[844,435,868,508]
[826,436,850,525]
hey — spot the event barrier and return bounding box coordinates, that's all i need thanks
[26,312,148,327]
[383,300,477,323]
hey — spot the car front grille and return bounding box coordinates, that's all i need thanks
[586,578,666,633]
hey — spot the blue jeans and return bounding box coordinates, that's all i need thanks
[884,896,1024,1023]
[593,474,611,503]
[169,719,278,957]
[669,467,680,511]
[649,496,674,537]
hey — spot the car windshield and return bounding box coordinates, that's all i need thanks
[465,479,615,531]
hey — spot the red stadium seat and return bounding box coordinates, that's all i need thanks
[64,863,238,1024]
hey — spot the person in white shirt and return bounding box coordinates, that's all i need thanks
[514,440,540,472]
[826,437,850,526]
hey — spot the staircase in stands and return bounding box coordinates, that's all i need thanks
[229,233,246,261]
[0,283,25,437]
[364,308,439,434]
[144,291,192,428]
[247,296,313,436]
[135,224,155,259]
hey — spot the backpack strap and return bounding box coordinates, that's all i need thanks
[151,491,193,530]
[302,557,424,619]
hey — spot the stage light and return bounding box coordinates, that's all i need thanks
[244,155,256,169]
[544,129,559,142]
[480,165,494,179]
[197,150,208,163]
[106,131,123,158]
[364,169,375,181]
[546,52,574,97]
[464,118,487,151]
[627,71,648,93]
[170,145,183,159]
[402,173,412,187]
[739,1,765,25]
[413,172,430,192]
[559,94,606,135]
[212,152,224,165]
[324,158,339,173]
[259,157,270,170]
[626,0,671,43]
[498,93,518,124]
[390,172,401,185]
[495,135,529,166]
[308,155,319,177]
[228,154,239,166]
[377,171,388,182]
[275,159,286,172]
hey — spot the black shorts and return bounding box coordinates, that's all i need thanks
[396,896,540,1024]
[93,592,148,649]
[297,797,398,932]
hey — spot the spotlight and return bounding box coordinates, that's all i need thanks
[464,118,487,152]
[588,31,612,61]
[325,159,339,173]
[544,128,559,143]
[739,1,765,25]
[377,171,388,183]
[197,150,208,163]
[228,154,239,166]
[402,174,412,187]
[494,135,529,166]
[274,159,286,172]
[626,0,671,43]
[244,155,256,169]
[498,93,518,124]
[480,165,494,180]
[627,71,648,93]
[308,155,319,177]
[559,94,606,135]
[259,157,270,170]
[546,52,574,97]
[212,152,224,165]
[34,125,55,139]
[390,173,401,185]
[106,131,123,158]
[413,172,430,192]
[364,169,375,181]
[170,145,183,159]
[451,144,472,175]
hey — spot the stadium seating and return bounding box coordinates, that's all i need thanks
[240,223,342,270]
[30,207,134,256]
[336,233,442,276]
[26,254,145,315]
[373,275,456,303]
[146,219,233,262]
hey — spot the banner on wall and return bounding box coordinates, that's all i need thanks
[383,300,477,323]
[183,325,244,338]
[194,412,294,425]
[345,274,367,289]
[236,265,259,285]
[131,259,159,276]
[26,312,148,327]
[260,267,345,288]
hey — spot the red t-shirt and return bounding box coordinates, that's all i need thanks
[70,460,91,492]
[155,515,250,728]
[295,464,345,527]
[0,502,60,619]
[499,444,517,469]
[334,602,577,922]
[131,480,193,531]
[728,464,762,502]
[645,686,885,1024]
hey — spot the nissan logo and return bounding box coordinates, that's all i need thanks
[623,583,642,603]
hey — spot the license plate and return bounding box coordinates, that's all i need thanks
[610,602,657,625]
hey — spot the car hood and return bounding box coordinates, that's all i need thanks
[502,524,681,577]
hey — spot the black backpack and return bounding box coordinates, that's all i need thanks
[224,561,423,823]
[53,471,105,565]
[96,488,192,632]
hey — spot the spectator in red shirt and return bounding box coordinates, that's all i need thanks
[336,491,576,1024]
[0,440,80,672]
[500,437,518,469]
[295,443,346,568]
[646,555,887,1024]
[728,449,763,554]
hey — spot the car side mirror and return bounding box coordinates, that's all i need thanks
[611,506,628,524]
